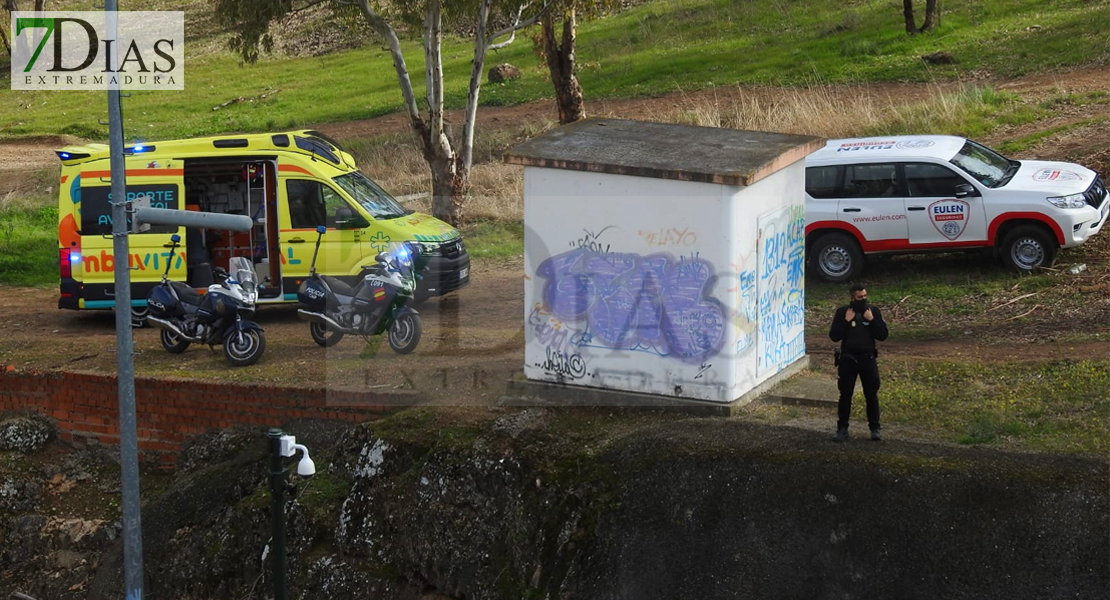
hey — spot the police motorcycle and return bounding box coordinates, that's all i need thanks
[296,226,422,353]
[145,234,267,366]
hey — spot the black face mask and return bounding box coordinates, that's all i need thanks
[850,299,868,312]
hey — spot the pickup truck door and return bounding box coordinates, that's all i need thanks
[838,163,908,248]
[903,162,988,246]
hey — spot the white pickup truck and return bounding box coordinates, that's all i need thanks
[804,135,1108,281]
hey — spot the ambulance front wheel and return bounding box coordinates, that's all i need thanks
[810,233,863,283]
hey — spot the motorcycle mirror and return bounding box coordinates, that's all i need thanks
[376,252,387,263]
[171,234,181,243]
[316,225,327,234]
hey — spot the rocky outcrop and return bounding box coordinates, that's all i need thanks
[0,413,55,453]
[4,410,1108,600]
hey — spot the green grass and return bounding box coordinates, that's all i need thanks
[461,220,524,261]
[995,117,1109,154]
[2,0,1107,141]
[0,205,58,287]
[881,359,1110,454]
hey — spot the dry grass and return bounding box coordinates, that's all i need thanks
[663,80,1006,138]
[346,120,555,223]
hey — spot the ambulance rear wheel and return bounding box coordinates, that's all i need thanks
[1000,225,1056,273]
[810,233,863,283]
[310,321,345,347]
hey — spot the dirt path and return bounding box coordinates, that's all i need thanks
[1,259,1106,406]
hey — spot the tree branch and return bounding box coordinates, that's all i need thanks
[288,0,337,15]
[487,0,553,47]
[357,0,423,134]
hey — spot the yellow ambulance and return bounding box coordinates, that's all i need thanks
[56,130,470,321]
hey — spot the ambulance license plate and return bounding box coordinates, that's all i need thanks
[460,267,469,279]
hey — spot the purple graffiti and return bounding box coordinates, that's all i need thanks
[535,248,725,362]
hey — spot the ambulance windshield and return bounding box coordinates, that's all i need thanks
[333,172,410,219]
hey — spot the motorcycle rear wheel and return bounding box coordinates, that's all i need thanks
[160,329,190,354]
[388,313,422,355]
[310,321,345,347]
[224,329,266,366]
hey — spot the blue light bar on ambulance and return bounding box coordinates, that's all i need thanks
[56,150,90,161]
[124,144,155,154]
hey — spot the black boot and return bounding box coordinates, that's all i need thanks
[833,426,848,443]
[870,427,882,441]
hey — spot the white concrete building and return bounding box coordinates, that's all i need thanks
[506,118,823,404]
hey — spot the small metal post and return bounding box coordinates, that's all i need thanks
[267,429,289,600]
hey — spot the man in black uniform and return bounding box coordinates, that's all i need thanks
[829,284,889,442]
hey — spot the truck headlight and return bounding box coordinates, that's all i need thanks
[1046,193,1087,209]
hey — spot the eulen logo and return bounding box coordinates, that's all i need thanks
[10,11,183,90]
[929,199,970,240]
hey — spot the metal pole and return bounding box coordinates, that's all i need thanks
[104,4,144,599]
[267,429,289,600]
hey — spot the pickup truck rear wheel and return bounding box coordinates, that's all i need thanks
[1000,226,1056,273]
[809,233,863,283]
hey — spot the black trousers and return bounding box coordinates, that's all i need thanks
[837,352,881,430]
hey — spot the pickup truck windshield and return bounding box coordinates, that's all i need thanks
[333,172,409,219]
[950,140,1017,188]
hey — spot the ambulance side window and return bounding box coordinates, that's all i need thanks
[286,179,327,229]
[80,185,179,235]
[904,163,969,197]
[286,179,357,229]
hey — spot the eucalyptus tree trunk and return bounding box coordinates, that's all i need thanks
[543,9,585,124]
[359,0,549,227]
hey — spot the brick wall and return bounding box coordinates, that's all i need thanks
[0,369,395,465]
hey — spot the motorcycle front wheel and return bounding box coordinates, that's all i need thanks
[388,313,422,355]
[310,321,344,347]
[160,329,191,354]
[224,329,266,366]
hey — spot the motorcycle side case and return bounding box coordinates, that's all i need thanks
[297,278,329,312]
[147,285,180,318]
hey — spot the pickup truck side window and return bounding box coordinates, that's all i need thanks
[805,166,841,199]
[844,164,899,198]
[905,163,969,197]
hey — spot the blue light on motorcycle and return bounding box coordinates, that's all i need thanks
[171,234,181,243]
[317,225,327,234]
[395,246,410,261]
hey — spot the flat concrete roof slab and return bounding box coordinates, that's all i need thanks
[504,118,824,187]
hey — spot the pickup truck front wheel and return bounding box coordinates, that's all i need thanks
[809,232,863,283]
[1000,225,1056,273]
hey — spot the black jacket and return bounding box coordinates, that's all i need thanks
[829,305,889,354]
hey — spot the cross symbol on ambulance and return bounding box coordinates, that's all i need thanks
[369,231,391,253]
